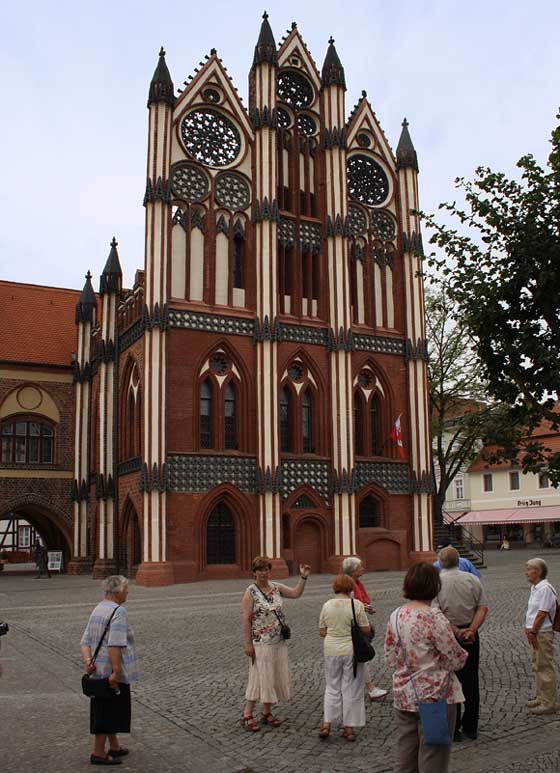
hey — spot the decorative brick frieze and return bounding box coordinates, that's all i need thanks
[353,334,405,356]
[168,309,254,337]
[166,455,258,493]
[356,461,410,494]
[280,459,330,502]
[117,457,142,477]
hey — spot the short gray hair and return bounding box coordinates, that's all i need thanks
[103,575,129,596]
[342,556,362,575]
[438,546,459,569]
[526,558,548,579]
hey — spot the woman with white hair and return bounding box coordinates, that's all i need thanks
[342,555,388,701]
[525,558,558,714]
[80,575,139,766]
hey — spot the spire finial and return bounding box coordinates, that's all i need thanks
[110,236,118,248]
[321,37,346,90]
[148,47,175,108]
[291,21,297,29]
[396,117,418,172]
[85,270,92,281]
[361,89,367,98]
[210,47,216,55]
[252,10,278,68]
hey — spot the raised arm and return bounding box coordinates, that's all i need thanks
[277,564,311,599]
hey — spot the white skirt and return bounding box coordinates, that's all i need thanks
[245,642,292,704]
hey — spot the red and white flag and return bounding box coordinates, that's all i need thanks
[389,414,405,459]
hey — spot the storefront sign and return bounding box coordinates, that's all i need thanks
[517,499,542,507]
[47,551,63,572]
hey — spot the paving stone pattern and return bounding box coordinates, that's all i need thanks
[2,551,560,772]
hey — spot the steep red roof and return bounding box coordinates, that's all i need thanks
[0,280,87,368]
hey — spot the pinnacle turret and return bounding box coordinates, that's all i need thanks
[253,11,278,67]
[321,37,346,90]
[75,271,96,323]
[396,118,419,172]
[99,237,123,295]
[148,47,175,108]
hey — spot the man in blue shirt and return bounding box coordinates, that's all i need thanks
[434,542,481,578]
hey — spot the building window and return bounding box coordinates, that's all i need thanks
[539,472,550,489]
[354,393,364,456]
[18,525,31,548]
[359,495,378,528]
[302,390,312,453]
[232,231,244,289]
[370,395,380,455]
[206,503,235,564]
[483,473,493,493]
[454,477,464,500]
[200,380,213,449]
[509,471,520,491]
[1,420,54,464]
[224,382,237,450]
[280,387,292,453]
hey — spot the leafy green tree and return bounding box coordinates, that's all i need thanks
[421,111,560,481]
[426,285,521,522]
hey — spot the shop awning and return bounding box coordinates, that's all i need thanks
[445,506,560,526]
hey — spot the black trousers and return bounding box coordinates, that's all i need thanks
[455,632,480,734]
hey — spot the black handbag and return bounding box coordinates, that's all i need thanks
[351,598,375,671]
[81,606,120,700]
[0,621,9,637]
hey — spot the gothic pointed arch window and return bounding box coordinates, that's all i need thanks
[359,495,379,528]
[232,220,245,290]
[302,389,313,453]
[370,394,380,455]
[200,379,213,449]
[120,360,141,461]
[354,391,365,456]
[280,386,292,453]
[206,502,235,564]
[224,381,237,450]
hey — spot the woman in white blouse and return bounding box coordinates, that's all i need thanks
[318,574,371,741]
[384,562,467,773]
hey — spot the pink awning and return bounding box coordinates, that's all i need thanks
[447,506,560,526]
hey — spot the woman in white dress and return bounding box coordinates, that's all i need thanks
[241,555,311,731]
[318,574,371,741]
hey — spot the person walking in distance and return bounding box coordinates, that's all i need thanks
[33,541,50,579]
[433,546,488,741]
[525,557,558,714]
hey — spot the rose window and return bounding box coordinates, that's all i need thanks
[171,163,209,203]
[277,108,291,129]
[347,154,390,207]
[210,354,229,374]
[277,70,314,109]
[288,363,304,382]
[358,370,373,388]
[370,209,396,241]
[181,109,241,167]
[296,113,317,136]
[348,204,368,236]
[214,173,251,211]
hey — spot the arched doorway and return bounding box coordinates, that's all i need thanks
[0,502,72,569]
[120,501,142,578]
[207,502,236,564]
[293,518,322,573]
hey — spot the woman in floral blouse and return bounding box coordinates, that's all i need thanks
[241,555,311,731]
[384,562,467,773]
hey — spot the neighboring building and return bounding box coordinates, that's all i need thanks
[0,16,433,585]
[444,416,560,548]
[0,282,79,565]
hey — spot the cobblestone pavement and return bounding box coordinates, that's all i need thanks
[3,551,560,772]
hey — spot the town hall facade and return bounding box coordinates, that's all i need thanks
[0,15,433,585]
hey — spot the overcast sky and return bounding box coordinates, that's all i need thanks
[1,0,558,291]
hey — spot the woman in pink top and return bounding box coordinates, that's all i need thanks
[384,562,468,773]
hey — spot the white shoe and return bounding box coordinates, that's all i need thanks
[368,687,388,701]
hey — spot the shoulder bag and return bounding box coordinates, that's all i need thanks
[351,598,375,676]
[81,605,120,700]
[546,584,560,632]
[253,584,291,640]
[0,621,9,637]
[394,608,451,746]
